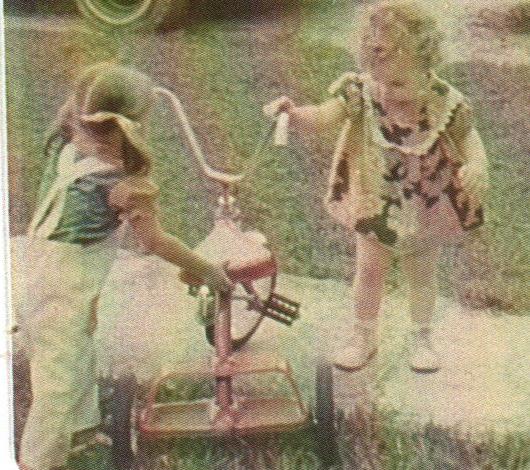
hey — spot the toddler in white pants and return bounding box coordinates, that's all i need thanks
[19,63,233,470]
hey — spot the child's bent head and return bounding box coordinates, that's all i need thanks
[69,63,156,175]
[359,1,444,80]
[74,63,156,122]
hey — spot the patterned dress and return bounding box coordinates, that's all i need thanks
[330,74,484,254]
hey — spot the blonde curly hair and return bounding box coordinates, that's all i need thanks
[358,1,445,72]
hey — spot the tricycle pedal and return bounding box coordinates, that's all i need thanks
[263,293,300,325]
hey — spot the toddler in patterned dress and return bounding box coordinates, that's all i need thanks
[264,1,488,372]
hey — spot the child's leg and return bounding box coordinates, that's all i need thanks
[353,234,393,323]
[70,297,101,436]
[401,245,441,326]
[70,333,101,434]
[401,245,442,372]
[20,298,97,469]
[334,235,392,371]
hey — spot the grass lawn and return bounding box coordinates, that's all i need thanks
[5,1,530,469]
[9,239,530,469]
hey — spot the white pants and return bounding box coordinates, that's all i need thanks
[19,237,116,470]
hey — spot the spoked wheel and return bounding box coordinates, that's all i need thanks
[314,358,341,469]
[205,274,276,351]
[76,0,188,31]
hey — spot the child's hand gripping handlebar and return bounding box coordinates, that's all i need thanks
[179,262,234,293]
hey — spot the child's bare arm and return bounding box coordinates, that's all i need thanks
[296,99,349,131]
[448,101,489,197]
[109,180,233,292]
[132,215,232,290]
[44,95,75,153]
[264,73,363,133]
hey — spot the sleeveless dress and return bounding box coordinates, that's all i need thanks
[326,73,484,255]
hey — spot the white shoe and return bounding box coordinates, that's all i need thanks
[334,323,377,372]
[409,327,441,373]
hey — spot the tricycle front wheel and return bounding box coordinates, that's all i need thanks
[204,274,276,350]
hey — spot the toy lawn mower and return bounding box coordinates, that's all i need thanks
[104,91,340,469]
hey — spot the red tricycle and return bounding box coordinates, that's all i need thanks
[103,89,340,469]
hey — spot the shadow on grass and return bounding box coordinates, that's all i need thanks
[4,0,77,15]
[187,0,303,21]
[163,0,330,31]
[67,407,530,470]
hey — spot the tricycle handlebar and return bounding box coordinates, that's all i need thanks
[273,112,290,147]
[155,87,245,185]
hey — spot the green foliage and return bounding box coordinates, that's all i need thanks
[68,409,530,469]
[338,408,530,470]
[4,1,77,15]
[439,62,530,312]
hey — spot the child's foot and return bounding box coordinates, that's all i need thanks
[70,425,112,456]
[333,320,377,372]
[408,326,441,373]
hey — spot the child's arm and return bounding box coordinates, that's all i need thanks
[264,97,348,133]
[448,101,489,197]
[47,96,75,140]
[456,128,489,196]
[43,95,75,158]
[264,73,363,133]
[109,178,234,292]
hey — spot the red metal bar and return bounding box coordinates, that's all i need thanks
[215,291,233,411]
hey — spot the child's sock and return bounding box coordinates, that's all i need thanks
[408,321,440,373]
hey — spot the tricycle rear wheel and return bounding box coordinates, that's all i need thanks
[106,374,138,470]
[314,358,341,468]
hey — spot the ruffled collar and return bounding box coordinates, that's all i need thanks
[359,72,465,156]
